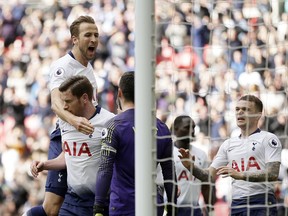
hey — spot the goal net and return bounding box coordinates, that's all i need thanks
[152,0,288,215]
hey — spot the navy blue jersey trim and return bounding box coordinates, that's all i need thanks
[239,128,261,138]
[89,106,101,120]
[68,51,75,59]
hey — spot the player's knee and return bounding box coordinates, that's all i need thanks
[43,193,64,216]
[42,203,61,216]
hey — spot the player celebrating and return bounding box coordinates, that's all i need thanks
[93,71,178,216]
[179,94,282,216]
[172,115,216,215]
[30,75,114,216]
[24,15,100,216]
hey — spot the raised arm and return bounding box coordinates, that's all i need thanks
[51,88,94,134]
[216,161,280,182]
[178,148,217,182]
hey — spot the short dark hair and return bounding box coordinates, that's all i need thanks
[173,115,195,130]
[239,94,263,112]
[70,15,95,37]
[59,75,93,100]
[119,71,134,103]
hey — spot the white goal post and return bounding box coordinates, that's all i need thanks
[135,0,157,216]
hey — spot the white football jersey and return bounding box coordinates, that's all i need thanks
[156,144,209,206]
[174,145,209,205]
[211,130,282,199]
[61,107,115,197]
[48,53,98,128]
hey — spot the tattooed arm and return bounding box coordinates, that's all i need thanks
[178,148,217,182]
[216,161,280,182]
[193,166,217,182]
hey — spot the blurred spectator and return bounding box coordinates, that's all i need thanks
[0,0,287,215]
[230,50,246,79]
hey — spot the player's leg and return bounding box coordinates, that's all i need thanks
[157,185,165,216]
[42,192,65,216]
[24,192,65,216]
[23,206,47,216]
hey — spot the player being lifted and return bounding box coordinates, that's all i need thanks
[30,75,114,216]
[179,94,282,216]
[93,71,178,216]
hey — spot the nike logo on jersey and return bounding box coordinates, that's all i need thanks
[62,129,68,133]
[228,147,235,152]
[196,157,202,165]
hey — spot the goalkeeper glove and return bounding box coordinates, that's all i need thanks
[93,205,105,216]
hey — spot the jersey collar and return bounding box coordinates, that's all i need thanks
[239,128,261,138]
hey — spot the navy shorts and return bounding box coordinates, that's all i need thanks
[45,127,67,197]
[59,192,93,216]
[231,193,277,216]
[177,206,203,216]
[59,191,109,216]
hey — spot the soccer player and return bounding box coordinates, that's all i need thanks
[24,15,101,216]
[30,75,114,216]
[93,71,178,216]
[179,94,282,216]
[171,115,216,215]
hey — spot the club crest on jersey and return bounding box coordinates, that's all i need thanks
[252,142,257,151]
[55,67,65,76]
[269,138,279,148]
[101,128,108,139]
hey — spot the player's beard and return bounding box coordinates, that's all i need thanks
[79,45,95,62]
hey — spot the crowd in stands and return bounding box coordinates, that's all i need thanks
[0,0,287,215]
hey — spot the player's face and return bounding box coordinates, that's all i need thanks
[175,118,195,143]
[235,100,260,130]
[76,22,99,61]
[61,90,84,116]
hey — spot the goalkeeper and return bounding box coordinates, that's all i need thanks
[94,71,178,216]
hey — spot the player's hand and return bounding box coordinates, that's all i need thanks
[178,148,195,171]
[73,116,94,135]
[93,205,105,216]
[216,166,244,180]
[30,161,45,178]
